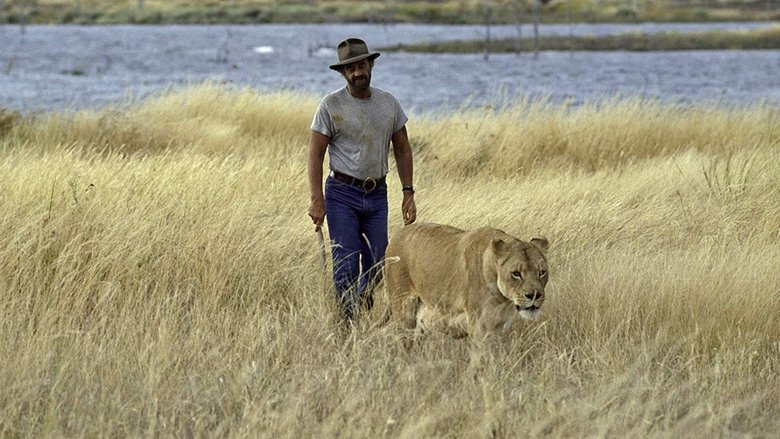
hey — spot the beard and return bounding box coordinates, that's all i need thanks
[347,73,371,93]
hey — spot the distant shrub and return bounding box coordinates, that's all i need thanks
[693,9,710,20]
[615,7,638,20]
[59,8,103,24]
[0,109,19,138]
[235,7,269,22]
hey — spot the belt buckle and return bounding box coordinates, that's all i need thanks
[362,177,377,192]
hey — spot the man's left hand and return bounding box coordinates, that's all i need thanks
[402,193,416,225]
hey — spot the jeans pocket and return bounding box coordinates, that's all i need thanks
[325,176,357,204]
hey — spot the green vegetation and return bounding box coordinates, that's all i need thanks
[382,25,780,52]
[1,0,778,25]
[1,83,778,436]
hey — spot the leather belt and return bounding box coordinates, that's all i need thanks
[331,171,385,192]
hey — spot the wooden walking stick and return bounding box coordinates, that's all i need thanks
[316,225,327,270]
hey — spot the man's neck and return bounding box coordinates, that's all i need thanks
[347,85,371,99]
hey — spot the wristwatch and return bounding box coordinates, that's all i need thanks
[402,185,415,194]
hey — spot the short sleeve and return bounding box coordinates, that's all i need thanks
[393,97,408,134]
[310,100,333,138]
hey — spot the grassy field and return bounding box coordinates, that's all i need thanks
[2,0,779,24]
[382,25,780,52]
[1,83,779,437]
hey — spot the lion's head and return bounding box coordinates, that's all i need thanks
[491,236,549,320]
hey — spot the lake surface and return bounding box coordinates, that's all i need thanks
[1,23,779,114]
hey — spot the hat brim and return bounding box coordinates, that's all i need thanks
[329,52,380,70]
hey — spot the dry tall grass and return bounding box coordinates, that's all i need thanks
[1,83,778,437]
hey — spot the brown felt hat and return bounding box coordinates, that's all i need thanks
[329,38,380,71]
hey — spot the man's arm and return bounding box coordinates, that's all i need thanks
[391,125,416,225]
[308,130,330,230]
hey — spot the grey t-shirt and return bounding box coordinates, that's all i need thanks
[310,86,408,180]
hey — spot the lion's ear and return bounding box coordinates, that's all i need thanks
[531,237,549,252]
[492,238,507,255]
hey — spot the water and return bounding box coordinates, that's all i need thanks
[1,23,779,114]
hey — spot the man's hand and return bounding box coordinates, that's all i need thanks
[402,193,416,225]
[309,197,325,231]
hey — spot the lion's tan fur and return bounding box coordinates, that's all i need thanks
[384,223,549,340]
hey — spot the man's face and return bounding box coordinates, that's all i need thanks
[341,59,372,92]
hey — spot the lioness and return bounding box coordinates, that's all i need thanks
[384,223,549,340]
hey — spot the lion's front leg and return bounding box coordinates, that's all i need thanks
[468,301,507,365]
[468,327,506,374]
[468,329,500,371]
[391,295,419,331]
[444,312,470,339]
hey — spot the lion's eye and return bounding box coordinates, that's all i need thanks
[511,271,523,280]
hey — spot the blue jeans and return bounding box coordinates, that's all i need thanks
[324,175,388,321]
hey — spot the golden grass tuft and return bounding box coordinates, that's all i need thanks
[1,83,778,437]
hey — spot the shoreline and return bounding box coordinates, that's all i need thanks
[380,26,780,52]
[1,1,778,25]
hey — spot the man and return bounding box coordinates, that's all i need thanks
[308,38,416,321]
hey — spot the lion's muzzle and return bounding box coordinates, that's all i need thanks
[520,289,544,307]
[515,289,544,318]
